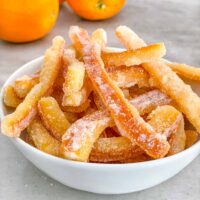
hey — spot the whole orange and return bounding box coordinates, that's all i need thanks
[67,0,126,21]
[0,0,59,43]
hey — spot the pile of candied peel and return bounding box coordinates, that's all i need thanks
[1,26,200,163]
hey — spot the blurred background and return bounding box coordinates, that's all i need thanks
[0,0,200,200]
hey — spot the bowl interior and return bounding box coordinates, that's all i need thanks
[1,50,200,167]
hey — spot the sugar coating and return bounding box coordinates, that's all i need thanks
[143,62,200,133]
[81,37,170,158]
[62,110,113,161]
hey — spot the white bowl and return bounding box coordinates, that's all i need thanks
[1,51,200,194]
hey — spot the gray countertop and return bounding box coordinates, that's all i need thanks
[0,0,200,199]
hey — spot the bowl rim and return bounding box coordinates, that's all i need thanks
[1,51,200,169]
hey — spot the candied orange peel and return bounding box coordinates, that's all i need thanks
[1,25,199,164]
[108,65,149,88]
[102,43,166,67]
[115,26,146,50]
[62,48,86,107]
[143,61,200,132]
[14,74,39,98]
[68,26,170,159]
[90,137,144,163]
[167,62,200,81]
[27,118,61,156]
[3,85,22,108]
[61,110,114,162]
[1,36,65,137]
[38,97,71,141]
[91,28,107,50]
[148,105,186,155]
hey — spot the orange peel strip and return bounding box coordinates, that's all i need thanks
[108,65,150,88]
[185,130,199,148]
[148,105,186,155]
[27,118,61,156]
[38,97,71,141]
[143,61,200,133]
[130,89,172,116]
[92,28,107,50]
[3,85,22,108]
[69,26,170,159]
[13,74,39,98]
[167,63,200,81]
[115,25,146,50]
[63,78,92,107]
[89,137,144,163]
[1,36,65,137]
[61,110,114,162]
[62,48,86,106]
[102,43,166,67]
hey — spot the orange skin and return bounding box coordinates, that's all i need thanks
[0,0,59,43]
[67,0,126,20]
[59,0,65,4]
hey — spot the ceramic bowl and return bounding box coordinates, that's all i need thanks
[1,51,200,194]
